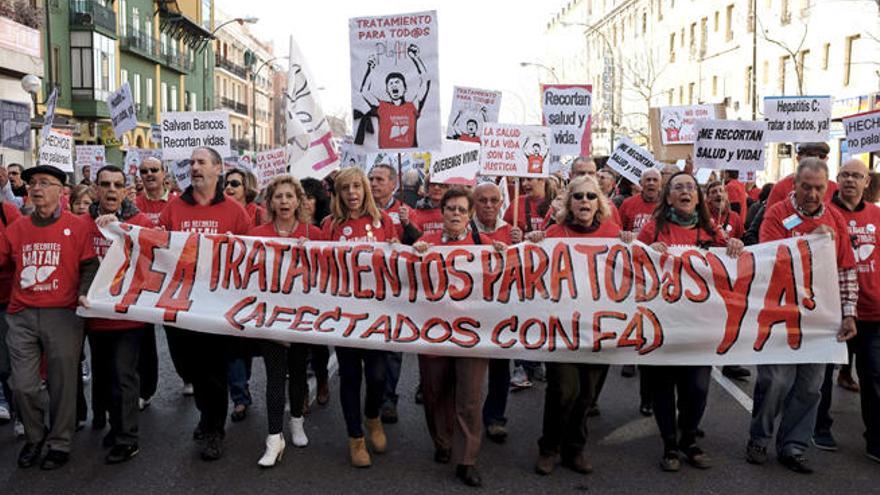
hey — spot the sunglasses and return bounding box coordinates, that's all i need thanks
[571,192,599,201]
[98,181,126,189]
[225,180,243,188]
[140,167,161,175]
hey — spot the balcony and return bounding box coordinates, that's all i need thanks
[120,32,193,73]
[69,0,116,37]
[216,95,249,116]
[215,54,249,79]
[231,138,251,151]
[159,43,194,73]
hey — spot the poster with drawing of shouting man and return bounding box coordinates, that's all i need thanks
[349,11,440,151]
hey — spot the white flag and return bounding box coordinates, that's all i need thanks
[285,36,339,180]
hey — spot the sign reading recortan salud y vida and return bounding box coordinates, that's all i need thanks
[479,123,550,178]
[842,109,880,155]
[541,84,592,156]
[39,129,73,172]
[81,226,846,366]
[429,139,480,185]
[693,119,768,171]
[607,137,658,184]
[763,95,831,142]
[106,82,138,139]
[659,104,715,145]
[255,148,288,188]
[161,111,231,160]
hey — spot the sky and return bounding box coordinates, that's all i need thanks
[215,0,567,130]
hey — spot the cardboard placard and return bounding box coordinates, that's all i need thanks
[649,104,727,162]
[478,123,550,178]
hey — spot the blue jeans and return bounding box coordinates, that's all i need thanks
[482,359,510,427]
[337,347,386,437]
[855,320,880,453]
[383,351,402,407]
[227,357,252,407]
[750,363,824,456]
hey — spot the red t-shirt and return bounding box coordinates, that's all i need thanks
[0,202,23,305]
[135,192,177,227]
[419,230,493,247]
[481,223,513,244]
[82,212,154,331]
[503,195,547,232]
[377,101,418,148]
[766,174,838,208]
[619,194,659,234]
[246,202,268,226]
[527,154,544,174]
[159,196,252,235]
[747,186,762,202]
[759,199,855,270]
[0,211,96,313]
[411,207,445,236]
[322,211,397,242]
[637,220,726,248]
[545,220,621,239]
[458,134,480,143]
[248,221,326,241]
[725,179,748,215]
[712,209,744,240]
[542,203,622,230]
[831,200,880,320]
[381,199,406,239]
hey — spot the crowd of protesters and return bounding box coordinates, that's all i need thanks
[0,141,877,487]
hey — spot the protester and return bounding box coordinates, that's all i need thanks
[526,176,632,476]
[827,159,878,461]
[69,185,95,215]
[748,157,857,474]
[0,164,98,470]
[659,164,679,186]
[705,180,745,240]
[80,165,153,464]
[569,156,596,179]
[134,157,175,227]
[158,147,252,461]
[413,187,501,487]
[0,188,22,431]
[723,171,749,215]
[765,143,837,208]
[411,179,448,236]
[247,175,319,467]
[322,167,397,468]
[0,163,26,209]
[504,177,552,234]
[225,168,267,226]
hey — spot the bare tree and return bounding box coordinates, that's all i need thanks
[758,13,810,96]
[617,48,668,144]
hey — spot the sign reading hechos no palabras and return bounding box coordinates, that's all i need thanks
[79,226,846,365]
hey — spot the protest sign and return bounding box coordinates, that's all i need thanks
[107,82,138,138]
[169,158,192,191]
[693,119,768,171]
[0,100,31,151]
[38,129,72,172]
[763,95,831,142]
[41,87,57,140]
[446,86,502,142]
[161,111,231,160]
[479,123,550,178]
[339,135,368,170]
[82,227,846,366]
[349,11,440,152]
[285,36,339,181]
[150,123,161,144]
[541,84,592,156]
[255,148,288,188]
[606,137,658,184]
[659,104,715,145]
[75,145,105,182]
[429,139,480,185]
[842,109,880,155]
[124,148,162,180]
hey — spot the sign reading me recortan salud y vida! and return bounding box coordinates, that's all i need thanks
[693,119,768,171]
[161,111,231,160]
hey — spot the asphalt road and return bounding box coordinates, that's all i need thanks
[0,329,877,494]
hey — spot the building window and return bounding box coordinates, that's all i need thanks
[667,89,673,105]
[781,0,791,25]
[779,55,789,93]
[762,60,769,85]
[201,0,212,30]
[822,43,830,70]
[70,32,116,100]
[121,68,128,88]
[120,0,127,37]
[688,82,695,104]
[725,5,734,41]
[714,11,719,31]
[190,91,197,112]
[657,0,663,20]
[642,12,647,34]
[745,66,753,103]
[689,22,696,59]
[161,82,168,112]
[146,77,153,111]
[712,75,718,96]
[171,85,178,112]
[844,34,860,86]
[133,73,141,107]
[52,45,61,86]
[700,17,707,56]
[131,7,140,36]
[669,33,676,62]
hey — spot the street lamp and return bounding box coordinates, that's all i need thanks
[519,61,560,83]
[202,17,259,111]
[252,56,288,153]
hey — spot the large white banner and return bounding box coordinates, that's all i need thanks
[446,86,501,142]
[541,84,592,157]
[107,82,138,139]
[693,119,768,171]
[161,111,231,160]
[349,10,440,151]
[286,36,339,181]
[80,227,846,365]
[479,123,551,178]
[763,95,831,143]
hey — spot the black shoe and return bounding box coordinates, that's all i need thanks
[381,403,399,424]
[639,403,653,416]
[721,365,751,381]
[105,444,139,464]
[486,423,508,444]
[192,425,206,441]
[92,413,107,431]
[434,448,451,464]
[621,365,636,377]
[40,450,69,470]
[200,434,223,461]
[102,432,116,448]
[456,464,483,487]
[414,385,423,405]
[587,404,600,417]
[230,405,247,422]
[812,431,838,451]
[17,441,44,468]
[778,453,813,474]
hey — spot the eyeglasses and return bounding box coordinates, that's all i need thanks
[225,180,243,188]
[444,205,469,214]
[839,171,866,180]
[8,171,20,176]
[140,167,161,175]
[571,191,599,201]
[27,179,62,189]
[672,183,697,192]
[802,152,828,160]
[98,180,126,189]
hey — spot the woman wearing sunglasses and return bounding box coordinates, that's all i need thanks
[637,171,743,472]
[526,175,631,477]
[225,169,267,226]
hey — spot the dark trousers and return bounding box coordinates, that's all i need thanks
[227,357,252,407]
[815,363,835,434]
[538,363,608,456]
[383,351,403,407]
[309,344,330,384]
[261,341,308,434]
[336,347,386,438]
[89,327,145,445]
[639,365,652,406]
[482,359,510,427]
[855,320,880,452]
[165,326,230,436]
[138,325,159,400]
[164,325,195,385]
[645,365,711,451]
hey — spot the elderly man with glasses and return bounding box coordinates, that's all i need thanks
[134,157,175,227]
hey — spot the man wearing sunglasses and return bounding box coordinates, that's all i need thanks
[0,165,98,470]
[134,157,175,227]
[766,142,837,208]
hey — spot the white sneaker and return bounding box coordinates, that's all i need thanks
[138,397,152,411]
[510,366,533,389]
[289,417,309,447]
[0,405,10,423]
[14,419,25,438]
[182,383,194,396]
[257,433,286,467]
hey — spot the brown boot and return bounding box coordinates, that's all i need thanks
[348,437,371,468]
[535,453,558,475]
[562,451,593,474]
[317,379,330,405]
[364,417,387,453]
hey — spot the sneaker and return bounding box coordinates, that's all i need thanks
[778,453,813,474]
[0,404,10,424]
[105,443,139,464]
[660,451,681,472]
[745,440,768,465]
[812,431,838,451]
[14,419,25,438]
[486,423,508,444]
[182,383,194,396]
[535,452,558,475]
[200,434,224,461]
[510,366,533,390]
[138,397,151,411]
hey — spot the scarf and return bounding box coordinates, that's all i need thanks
[665,208,699,227]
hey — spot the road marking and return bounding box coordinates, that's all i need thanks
[711,366,753,413]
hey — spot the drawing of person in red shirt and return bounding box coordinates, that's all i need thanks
[448,106,488,143]
[358,44,431,149]
[523,140,548,175]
